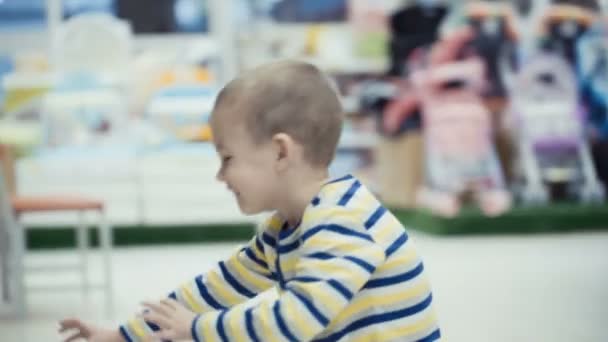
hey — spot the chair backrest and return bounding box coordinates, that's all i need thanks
[55,13,133,84]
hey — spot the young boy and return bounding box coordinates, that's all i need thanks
[59,61,440,341]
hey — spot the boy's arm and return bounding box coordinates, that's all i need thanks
[191,220,387,342]
[119,234,275,341]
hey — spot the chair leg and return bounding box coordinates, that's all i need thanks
[98,210,113,317]
[76,211,89,298]
[13,219,27,318]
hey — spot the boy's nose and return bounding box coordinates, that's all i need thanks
[216,169,225,182]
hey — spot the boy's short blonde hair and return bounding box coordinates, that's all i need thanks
[213,60,343,167]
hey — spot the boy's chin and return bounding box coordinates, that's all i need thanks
[238,204,265,215]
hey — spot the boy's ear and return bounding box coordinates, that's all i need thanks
[272,133,295,171]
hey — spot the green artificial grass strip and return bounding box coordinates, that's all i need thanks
[26,224,255,250]
[392,203,608,235]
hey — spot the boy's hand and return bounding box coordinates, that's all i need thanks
[58,318,124,342]
[142,298,198,341]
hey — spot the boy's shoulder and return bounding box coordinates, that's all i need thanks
[300,176,388,232]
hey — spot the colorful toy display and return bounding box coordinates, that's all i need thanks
[506,53,605,204]
[413,58,511,217]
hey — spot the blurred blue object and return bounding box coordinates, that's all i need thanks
[0,55,14,112]
[0,0,46,31]
[269,0,346,22]
[577,25,608,139]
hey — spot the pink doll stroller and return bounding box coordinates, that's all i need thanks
[413,58,512,217]
[507,54,605,204]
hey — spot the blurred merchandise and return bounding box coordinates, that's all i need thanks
[413,58,511,217]
[506,53,605,204]
[464,1,520,99]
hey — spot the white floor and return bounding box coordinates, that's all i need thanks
[1,230,608,342]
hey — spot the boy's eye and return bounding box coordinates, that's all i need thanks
[222,156,232,163]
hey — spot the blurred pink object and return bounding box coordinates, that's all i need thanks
[413,58,511,217]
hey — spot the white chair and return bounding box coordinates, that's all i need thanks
[0,145,113,318]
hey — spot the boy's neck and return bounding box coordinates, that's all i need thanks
[278,168,329,228]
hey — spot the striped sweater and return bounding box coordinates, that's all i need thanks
[120,175,440,341]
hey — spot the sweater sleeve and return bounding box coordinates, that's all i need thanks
[118,233,275,342]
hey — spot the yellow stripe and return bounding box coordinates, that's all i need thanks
[128,319,147,338]
[349,308,438,342]
[380,247,418,273]
[202,313,216,342]
[306,235,363,256]
[285,292,313,339]
[228,308,248,341]
[279,254,299,274]
[307,236,384,265]
[267,215,284,231]
[296,259,363,281]
[258,301,276,341]
[381,310,438,342]
[303,207,362,229]
[181,284,205,313]
[372,217,402,245]
[290,281,344,317]
[207,270,242,305]
[332,278,431,325]
[228,257,271,292]
[251,240,266,261]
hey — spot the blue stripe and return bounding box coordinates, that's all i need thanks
[119,326,134,342]
[216,311,229,342]
[288,276,354,301]
[301,224,373,243]
[278,239,301,254]
[327,174,354,184]
[418,328,441,341]
[344,256,376,273]
[290,276,322,283]
[338,180,361,206]
[245,308,261,342]
[146,320,160,332]
[289,288,330,326]
[244,247,269,269]
[262,232,276,247]
[273,302,299,341]
[191,314,202,342]
[306,253,375,273]
[314,293,434,342]
[275,255,285,289]
[219,261,256,298]
[195,275,227,310]
[328,279,354,300]
[365,206,387,230]
[364,262,424,289]
[279,221,299,240]
[255,236,265,253]
[386,232,408,257]
[305,252,334,260]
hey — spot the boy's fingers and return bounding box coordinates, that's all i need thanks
[142,311,171,329]
[58,318,80,329]
[142,301,169,317]
[58,319,87,334]
[63,331,83,342]
[154,329,175,340]
[160,298,177,311]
